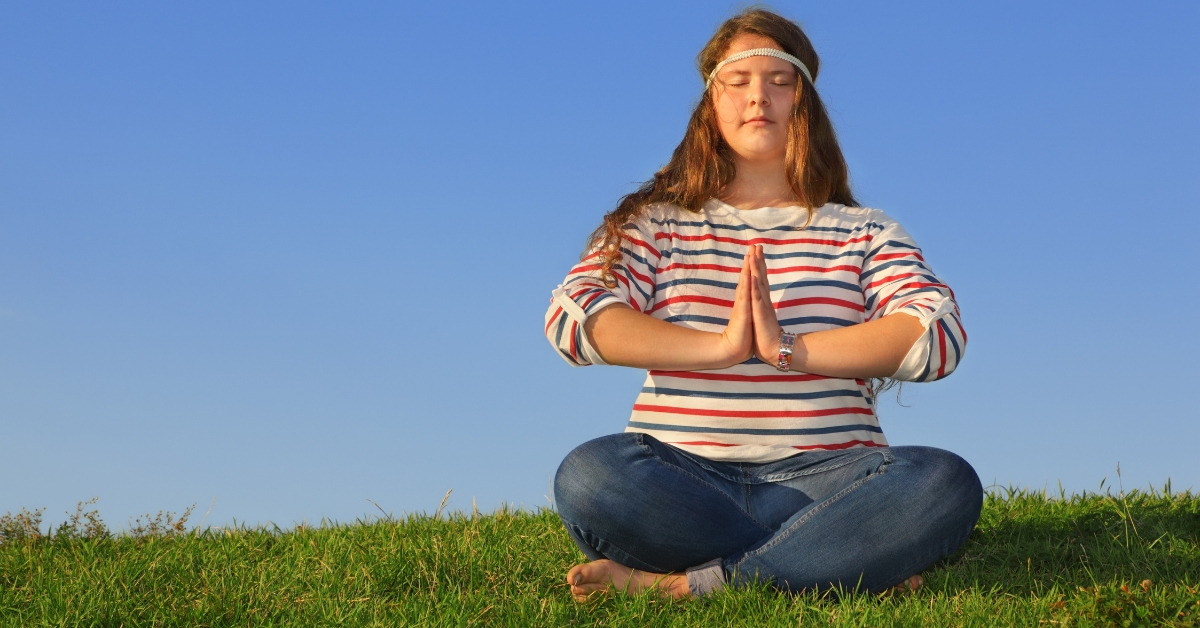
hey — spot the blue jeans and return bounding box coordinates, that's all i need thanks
[553,433,982,593]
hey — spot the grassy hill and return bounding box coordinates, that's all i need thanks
[1,487,1197,627]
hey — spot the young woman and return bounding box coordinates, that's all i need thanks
[544,9,981,600]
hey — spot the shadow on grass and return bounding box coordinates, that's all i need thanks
[934,486,1200,594]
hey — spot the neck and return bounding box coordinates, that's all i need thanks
[719,156,796,209]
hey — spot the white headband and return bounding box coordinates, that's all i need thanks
[705,47,814,89]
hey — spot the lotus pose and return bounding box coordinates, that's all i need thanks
[544,9,981,600]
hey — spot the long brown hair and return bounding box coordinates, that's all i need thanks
[587,8,857,287]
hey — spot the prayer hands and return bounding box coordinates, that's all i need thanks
[719,245,788,369]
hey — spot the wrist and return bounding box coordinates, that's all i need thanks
[755,340,779,366]
[775,331,797,372]
[712,331,748,369]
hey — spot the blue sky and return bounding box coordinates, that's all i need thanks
[2,1,1197,528]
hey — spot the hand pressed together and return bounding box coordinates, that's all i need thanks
[586,243,916,375]
[716,244,791,369]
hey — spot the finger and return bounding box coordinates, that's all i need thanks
[747,244,761,280]
[750,253,772,310]
[741,251,754,298]
[754,245,771,294]
[734,248,753,309]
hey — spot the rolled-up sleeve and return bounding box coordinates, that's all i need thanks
[544,219,660,366]
[860,215,967,382]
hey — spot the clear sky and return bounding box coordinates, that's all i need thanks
[2,1,1197,529]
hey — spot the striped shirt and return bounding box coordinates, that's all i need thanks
[545,199,966,463]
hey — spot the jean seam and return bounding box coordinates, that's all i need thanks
[636,436,774,534]
[738,452,892,560]
[752,449,888,483]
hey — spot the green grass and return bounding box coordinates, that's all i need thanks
[1,486,1198,627]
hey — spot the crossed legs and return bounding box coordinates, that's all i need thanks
[553,433,982,600]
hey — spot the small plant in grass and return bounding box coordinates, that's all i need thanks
[0,506,44,543]
[53,497,110,541]
[125,504,195,540]
[0,498,197,546]
[0,498,111,543]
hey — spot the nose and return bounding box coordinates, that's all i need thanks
[748,78,770,107]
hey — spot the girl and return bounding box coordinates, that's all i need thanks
[544,8,981,600]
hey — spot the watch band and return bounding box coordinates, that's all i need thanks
[776,331,796,372]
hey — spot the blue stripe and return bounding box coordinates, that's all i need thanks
[618,264,653,303]
[767,250,866,261]
[859,260,934,282]
[618,246,654,270]
[662,314,729,326]
[583,292,619,314]
[641,386,864,401]
[778,315,858,327]
[865,239,921,260]
[557,348,580,365]
[648,217,886,236]
[657,277,739,291]
[916,327,933,382]
[939,318,961,367]
[570,287,604,303]
[627,421,883,436]
[553,312,567,347]
[662,247,866,262]
[769,278,861,293]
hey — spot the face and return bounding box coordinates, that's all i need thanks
[710,34,799,165]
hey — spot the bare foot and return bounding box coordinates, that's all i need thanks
[889,574,924,595]
[566,559,690,602]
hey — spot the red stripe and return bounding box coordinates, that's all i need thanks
[643,294,864,314]
[872,252,924,262]
[580,290,607,309]
[661,262,742,274]
[622,234,662,259]
[659,232,872,248]
[792,440,886,451]
[658,262,861,275]
[626,264,654,289]
[871,282,948,312]
[567,280,609,291]
[567,286,594,300]
[648,294,733,314]
[669,441,740,447]
[568,265,640,294]
[775,296,864,312]
[568,264,604,276]
[649,370,831,383]
[633,404,874,419]
[864,272,925,291]
[545,306,563,334]
[936,323,947,380]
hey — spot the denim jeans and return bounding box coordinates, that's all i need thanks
[553,433,982,593]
